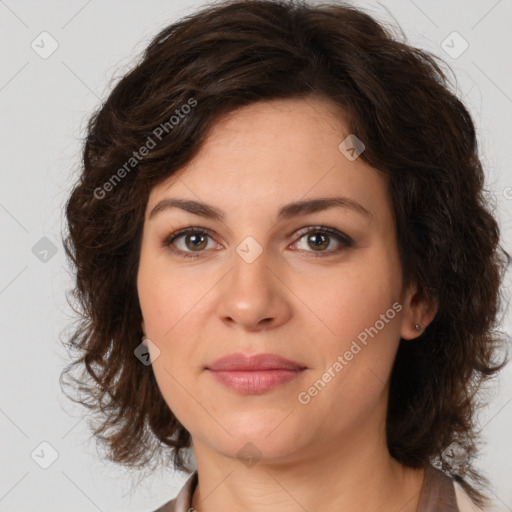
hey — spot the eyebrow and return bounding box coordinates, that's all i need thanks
[148,196,373,222]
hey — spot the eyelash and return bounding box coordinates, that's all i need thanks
[161,225,354,260]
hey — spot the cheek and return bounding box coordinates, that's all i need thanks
[138,251,199,337]
[302,252,402,406]
[137,257,198,413]
[315,255,401,341]
[300,295,401,435]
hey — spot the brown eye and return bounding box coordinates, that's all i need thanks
[292,226,353,257]
[306,232,330,251]
[161,225,353,260]
[162,227,217,259]
[183,232,208,251]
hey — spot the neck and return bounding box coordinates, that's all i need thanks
[190,423,425,512]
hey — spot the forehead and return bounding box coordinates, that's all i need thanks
[146,97,391,227]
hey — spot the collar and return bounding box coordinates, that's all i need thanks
[153,471,198,512]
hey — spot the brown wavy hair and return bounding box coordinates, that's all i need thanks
[60,0,510,506]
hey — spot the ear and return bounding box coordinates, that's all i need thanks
[141,320,146,336]
[399,281,438,340]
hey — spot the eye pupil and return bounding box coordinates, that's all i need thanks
[186,233,207,250]
[308,233,329,251]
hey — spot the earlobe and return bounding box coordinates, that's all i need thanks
[399,283,438,340]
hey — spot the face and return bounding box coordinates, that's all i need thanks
[137,97,426,466]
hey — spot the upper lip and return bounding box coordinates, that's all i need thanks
[206,353,306,371]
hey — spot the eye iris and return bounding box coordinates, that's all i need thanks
[308,233,329,251]
[186,233,207,251]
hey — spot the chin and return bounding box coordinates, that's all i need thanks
[209,426,307,466]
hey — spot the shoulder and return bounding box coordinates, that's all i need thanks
[453,480,505,512]
[453,481,483,512]
[151,471,198,512]
[421,464,503,512]
[151,497,177,512]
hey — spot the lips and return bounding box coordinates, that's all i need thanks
[206,352,306,372]
[205,353,307,394]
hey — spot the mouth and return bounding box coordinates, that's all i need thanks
[205,352,307,394]
[207,369,306,394]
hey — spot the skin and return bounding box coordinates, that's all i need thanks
[137,96,437,512]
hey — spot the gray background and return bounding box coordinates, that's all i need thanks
[1,0,511,511]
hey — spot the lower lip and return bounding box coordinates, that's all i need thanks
[207,369,305,394]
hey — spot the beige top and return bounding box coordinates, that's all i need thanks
[153,464,484,512]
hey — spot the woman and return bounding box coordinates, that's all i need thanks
[60,1,510,511]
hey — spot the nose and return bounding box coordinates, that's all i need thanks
[216,245,291,332]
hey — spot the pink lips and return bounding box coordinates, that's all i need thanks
[206,353,307,394]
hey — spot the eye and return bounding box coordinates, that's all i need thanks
[161,227,218,260]
[291,226,354,257]
[161,225,354,260]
